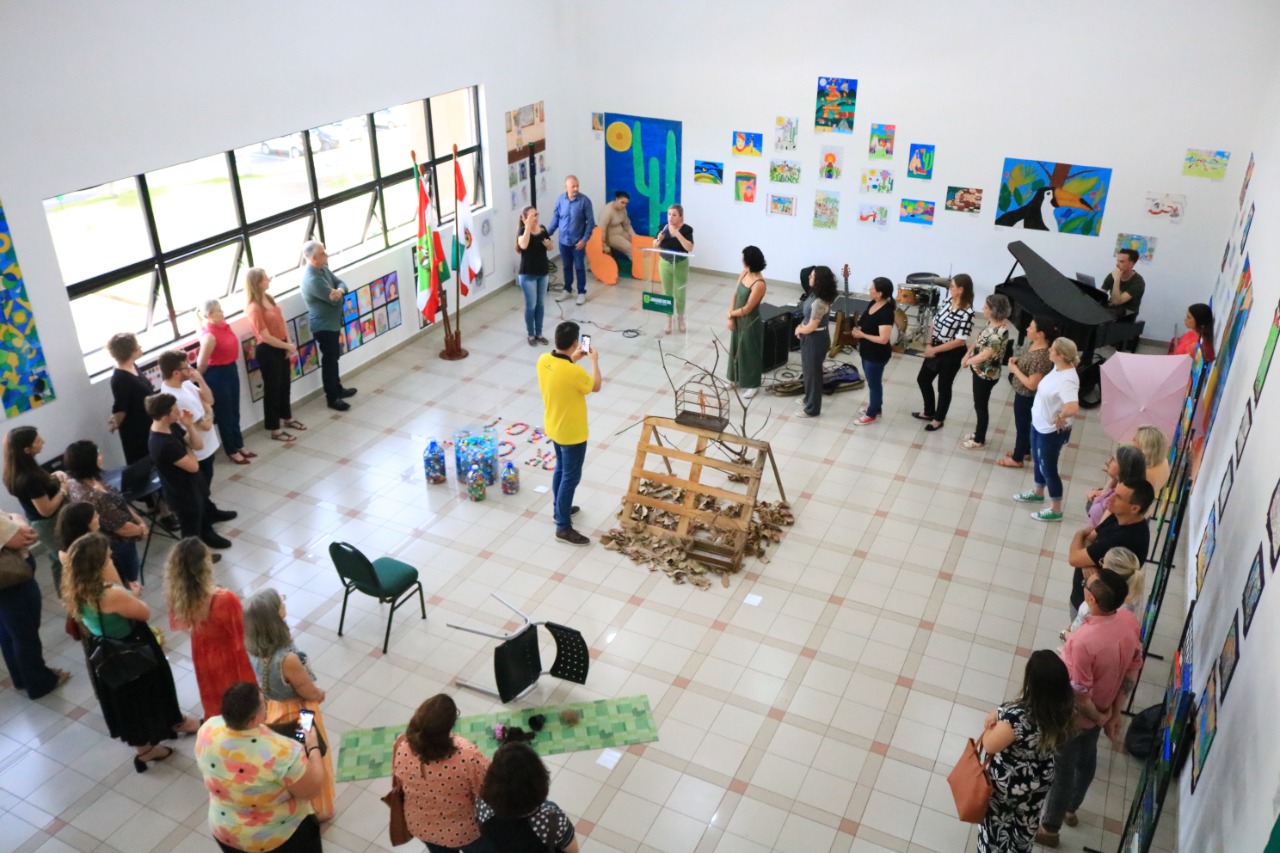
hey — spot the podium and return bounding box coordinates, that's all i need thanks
[640,247,693,337]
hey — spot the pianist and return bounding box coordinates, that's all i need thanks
[1103,249,1144,318]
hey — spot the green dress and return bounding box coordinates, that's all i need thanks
[728,278,764,389]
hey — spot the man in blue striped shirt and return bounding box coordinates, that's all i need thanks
[546,176,595,305]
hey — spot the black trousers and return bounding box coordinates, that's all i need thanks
[165,485,213,542]
[256,343,293,430]
[916,347,964,422]
[971,374,999,444]
[197,454,221,516]
[801,329,830,416]
[218,814,322,853]
[313,330,343,401]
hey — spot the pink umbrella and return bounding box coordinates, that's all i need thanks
[1099,353,1192,444]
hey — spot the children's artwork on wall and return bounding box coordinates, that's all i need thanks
[505,101,546,163]
[508,165,518,188]
[814,76,857,133]
[994,158,1112,236]
[1239,152,1255,207]
[1254,297,1279,402]
[1235,398,1252,464]
[1115,233,1158,263]
[345,320,363,351]
[387,300,402,329]
[767,195,796,217]
[604,113,682,237]
[356,284,373,316]
[1218,611,1240,701]
[945,187,983,214]
[1218,458,1234,516]
[591,112,604,135]
[1183,148,1230,179]
[1200,257,1253,442]
[1269,478,1280,569]
[868,124,894,159]
[907,144,935,180]
[818,146,843,180]
[693,160,724,185]
[774,116,798,151]
[1242,545,1265,636]
[769,160,801,184]
[0,199,55,416]
[860,169,894,194]
[371,279,387,309]
[858,205,889,230]
[343,292,359,324]
[374,306,389,336]
[1240,202,1255,254]
[813,190,840,229]
[731,131,763,157]
[1191,670,1217,793]
[734,172,757,204]
[1196,506,1216,595]
[1144,192,1186,222]
[899,199,936,226]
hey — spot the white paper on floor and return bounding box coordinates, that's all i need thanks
[597,748,622,768]
[534,485,549,493]
[744,593,763,606]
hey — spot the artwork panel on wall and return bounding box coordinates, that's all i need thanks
[907,144,935,179]
[815,76,857,133]
[769,160,801,184]
[731,131,763,157]
[1238,152,1255,207]
[504,101,546,164]
[994,158,1112,236]
[1195,505,1216,595]
[604,113,682,237]
[1235,398,1252,464]
[868,123,895,159]
[1242,545,1265,636]
[0,198,55,416]
[944,186,983,214]
[1268,477,1280,569]
[1217,457,1233,517]
[899,199,936,226]
[1253,297,1279,403]
[693,160,724,185]
[813,190,840,229]
[1115,233,1158,263]
[1144,192,1186,222]
[858,205,889,230]
[734,172,757,204]
[774,116,798,151]
[1183,148,1230,179]
[818,146,843,180]
[1217,611,1240,701]
[767,194,796,217]
[1191,669,1216,794]
[1199,256,1253,442]
[1240,202,1255,254]
[591,112,604,133]
[860,169,894,194]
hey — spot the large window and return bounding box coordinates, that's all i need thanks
[46,87,485,375]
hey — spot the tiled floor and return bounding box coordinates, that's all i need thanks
[0,268,1182,852]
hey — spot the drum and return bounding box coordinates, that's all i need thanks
[914,286,940,308]
[905,271,940,285]
[896,287,918,305]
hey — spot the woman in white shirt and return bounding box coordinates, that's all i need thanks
[1013,337,1080,522]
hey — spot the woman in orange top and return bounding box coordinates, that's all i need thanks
[393,694,491,853]
[1170,303,1215,361]
[245,268,306,442]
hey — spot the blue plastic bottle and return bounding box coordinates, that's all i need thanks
[424,437,447,484]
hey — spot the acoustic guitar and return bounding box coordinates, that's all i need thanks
[828,263,859,357]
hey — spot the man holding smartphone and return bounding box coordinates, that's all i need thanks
[536,321,602,545]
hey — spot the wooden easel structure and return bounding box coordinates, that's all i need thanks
[621,416,785,573]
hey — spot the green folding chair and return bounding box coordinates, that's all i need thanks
[328,541,426,653]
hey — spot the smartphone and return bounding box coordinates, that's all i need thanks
[580,334,591,353]
[295,709,315,743]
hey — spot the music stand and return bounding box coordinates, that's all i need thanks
[640,247,693,339]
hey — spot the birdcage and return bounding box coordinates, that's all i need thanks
[674,372,731,432]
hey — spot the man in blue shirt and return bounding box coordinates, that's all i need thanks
[545,176,595,305]
[300,241,358,411]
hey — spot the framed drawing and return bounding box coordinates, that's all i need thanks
[1243,545,1265,636]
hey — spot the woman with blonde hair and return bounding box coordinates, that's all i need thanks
[1063,547,1146,638]
[196,298,252,464]
[1084,445,1147,528]
[1015,337,1080,522]
[164,537,255,719]
[245,268,306,442]
[1132,424,1170,506]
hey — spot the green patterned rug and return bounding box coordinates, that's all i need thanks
[335,694,658,782]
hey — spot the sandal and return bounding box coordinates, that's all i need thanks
[228,451,251,465]
[960,438,985,449]
[996,458,1025,468]
[241,449,258,459]
[283,420,307,431]
[270,431,297,442]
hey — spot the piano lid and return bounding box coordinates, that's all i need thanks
[1005,241,1115,327]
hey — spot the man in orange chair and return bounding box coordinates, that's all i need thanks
[599,191,636,272]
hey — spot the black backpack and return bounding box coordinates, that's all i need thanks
[1125,703,1163,759]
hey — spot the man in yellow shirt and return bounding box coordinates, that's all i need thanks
[537,321,602,545]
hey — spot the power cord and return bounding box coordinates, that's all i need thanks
[546,260,644,339]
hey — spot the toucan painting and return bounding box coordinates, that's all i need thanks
[994,159,1111,236]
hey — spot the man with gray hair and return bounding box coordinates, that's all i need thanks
[300,241,357,411]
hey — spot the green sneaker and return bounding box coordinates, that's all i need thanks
[1030,509,1063,522]
[1012,491,1045,503]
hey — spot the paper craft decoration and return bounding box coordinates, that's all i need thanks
[1254,297,1279,402]
[813,190,840,229]
[1144,193,1186,222]
[767,195,796,217]
[858,205,889,230]
[815,76,857,133]
[818,146,843,181]
[1243,545,1265,636]
[694,160,724,185]
[1269,478,1280,569]
[1115,233,1158,263]
[1183,149,1230,179]
[774,116,798,151]
[907,144,935,179]
[734,172,757,203]
[1235,398,1252,464]
[1196,506,1216,594]
[860,169,894,194]
[0,199,55,416]
[899,199,936,226]
[732,131,763,157]
[769,160,801,184]
[1218,611,1240,700]
[604,113,682,237]
[868,124,894,159]
[1191,670,1216,793]
[994,158,1111,236]
[1239,153,1255,207]
[1218,458,1234,516]
[945,187,983,214]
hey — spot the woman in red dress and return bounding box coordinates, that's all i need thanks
[163,537,255,718]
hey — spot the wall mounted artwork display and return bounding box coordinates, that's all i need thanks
[1253,297,1279,402]
[1200,257,1253,441]
[994,158,1112,236]
[1183,148,1230,179]
[1240,202,1255,254]
[605,113,682,237]
[1243,545,1265,636]
[907,144,935,180]
[734,172,757,203]
[815,76,857,133]
[1218,611,1240,701]
[818,146,843,180]
[1239,152,1255,207]
[769,160,801,184]
[732,131,763,157]
[1145,192,1186,223]
[860,169,894,194]
[858,204,889,230]
[774,116,798,151]
[694,160,724,185]
[505,102,546,210]
[0,198,55,416]
[813,190,840,229]
[767,194,796,217]
[1196,506,1216,595]
[899,199,936,226]
[1115,233,1158,263]
[1268,478,1280,569]
[1191,670,1217,793]
[1218,457,1234,516]
[591,113,604,134]
[1235,398,1252,464]
[944,186,983,214]
[868,124,894,159]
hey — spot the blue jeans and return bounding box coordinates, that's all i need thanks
[559,243,586,293]
[551,441,587,530]
[1040,725,1102,831]
[0,574,59,698]
[1031,427,1071,501]
[202,363,244,454]
[110,538,141,586]
[1012,393,1034,462]
[862,357,887,417]
[518,274,548,337]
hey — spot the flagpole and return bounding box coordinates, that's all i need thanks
[450,144,464,355]
[436,147,467,360]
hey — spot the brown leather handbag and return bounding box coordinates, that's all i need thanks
[946,732,993,822]
[381,734,412,846]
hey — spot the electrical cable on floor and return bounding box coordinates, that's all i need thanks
[545,262,644,339]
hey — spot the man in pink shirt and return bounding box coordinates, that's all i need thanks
[1036,570,1143,848]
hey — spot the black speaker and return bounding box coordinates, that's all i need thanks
[758,303,795,371]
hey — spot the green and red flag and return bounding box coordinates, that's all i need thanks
[452,156,482,296]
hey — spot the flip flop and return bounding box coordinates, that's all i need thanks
[270,432,297,442]
[283,420,308,431]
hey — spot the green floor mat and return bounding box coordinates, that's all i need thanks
[335,694,658,782]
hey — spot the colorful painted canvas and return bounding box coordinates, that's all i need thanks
[815,76,857,133]
[1196,507,1216,594]
[294,313,312,345]
[1144,192,1186,223]
[1183,149,1230,179]
[769,160,801,184]
[693,160,723,185]
[945,187,983,214]
[813,190,840,229]
[1218,612,1240,700]
[1200,257,1253,441]
[1191,670,1216,793]
[1243,545,1265,636]
[860,169,894,194]
[296,341,319,376]
[869,124,895,159]
[344,320,363,351]
[1239,152,1255,207]
[374,306,389,336]
[767,195,796,217]
[342,292,359,324]
[387,300,402,329]
[732,131,763,157]
[907,144,935,179]
[858,204,889,230]
[818,146,843,180]
[384,272,399,302]
[1116,233,1158,263]
[357,285,373,316]
[361,316,377,341]
[899,199,936,226]
[734,172,757,204]
[0,199,55,416]
[1254,297,1279,402]
[604,113,682,237]
[994,158,1112,236]
[371,279,386,309]
[774,116,798,151]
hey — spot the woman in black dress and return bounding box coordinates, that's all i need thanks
[851,277,895,425]
[914,274,974,431]
[476,742,579,852]
[107,333,155,464]
[516,206,553,346]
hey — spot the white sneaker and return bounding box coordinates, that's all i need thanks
[741,388,758,400]
[575,294,585,306]
[796,411,816,418]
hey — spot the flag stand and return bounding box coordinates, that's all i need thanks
[411,149,467,360]
[442,144,470,360]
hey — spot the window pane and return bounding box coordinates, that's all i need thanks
[430,88,477,156]
[382,178,417,246]
[321,192,383,263]
[72,272,155,359]
[234,142,311,222]
[250,217,313,278]
[376,101,429,177]
[311,122,374,197]
[147,154,236,251]
[164,244,242,336]
[433,151,481,222]
[43,179,151,284]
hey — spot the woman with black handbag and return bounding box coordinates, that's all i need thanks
[0,513,68,699]
[62,532,198,771]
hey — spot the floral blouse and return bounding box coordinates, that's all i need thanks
[1011,346,1053,396]
[66,479,136,543]
[970,323,1012,380]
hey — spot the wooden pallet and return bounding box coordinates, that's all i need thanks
[621,416,784,573]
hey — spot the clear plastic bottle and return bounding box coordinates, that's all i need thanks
[466,464,486,501]
[501,461,520,495]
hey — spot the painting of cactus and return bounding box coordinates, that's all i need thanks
[604,112,683,237]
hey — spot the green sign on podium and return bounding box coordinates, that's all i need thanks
[642,292,674,315]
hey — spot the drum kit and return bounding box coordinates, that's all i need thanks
[828,269,950,357]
